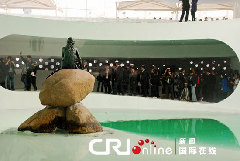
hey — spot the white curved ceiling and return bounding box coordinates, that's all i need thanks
[117,0,235,11]
[0,0,56,9]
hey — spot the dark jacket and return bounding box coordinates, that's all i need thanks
[0,61,7,82]
[189,74,198,86]
[115,66,123,81]
[191,0,198,12]
[150,73,160,86]
[5,61,16,75]
[140,70,149,86]
[102,68,112,82]
[20,56,36,75]
[182,0,190,10]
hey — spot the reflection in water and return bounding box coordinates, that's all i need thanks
[101,119,239,148]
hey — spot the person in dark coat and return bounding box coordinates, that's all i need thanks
[191,0,198,21]
[136,68,141,95]
[20,52,37,91]
[189,70,198,101]
[202,71,215,102]
[0,58,7,88]
[179,0,190,22]
[102,63,112,94]
[165,70,174,99]
[122,66,130,95]
[29,61,38,91]
[129,67,138,96]
[114,62,123,95]
[5,56,16,90]
[140,65,149,97]
[96,66,104,92]
[111,64,117,94]
[150,69,160,97]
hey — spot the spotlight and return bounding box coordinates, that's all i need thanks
[39,65,43,69]
[39,58,43,62]
[51,59,55,62]
[16,58,20,61]
[16,64,20,68]
[89,63,92,67]
[22,61,25,65]
[110,63,113,67]
[45,62,48,65]
[99,63,102,67]
[51,65,54,69]
[126,60,130,63]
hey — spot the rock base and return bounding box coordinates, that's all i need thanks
[18,103,103,134]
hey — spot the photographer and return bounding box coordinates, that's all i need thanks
[5,56,16,90]
[20,52,38,91]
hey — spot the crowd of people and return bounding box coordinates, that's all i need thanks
[96,61,239,103]
[1,53,239,103]
[0,52,38,91]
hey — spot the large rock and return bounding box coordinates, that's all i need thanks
[39,69,95,107]
[66,103,103,134]
[18,107,65,133]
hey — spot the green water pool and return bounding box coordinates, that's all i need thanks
[101,119,240,149]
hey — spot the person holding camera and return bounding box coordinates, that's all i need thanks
[5,56,16,90]
[20,52,38,91]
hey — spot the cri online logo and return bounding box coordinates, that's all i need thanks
[89,138,217,156]
[89,138,172,156]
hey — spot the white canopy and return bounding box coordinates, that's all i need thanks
[117,0,234,11]
[0,0,56,9]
